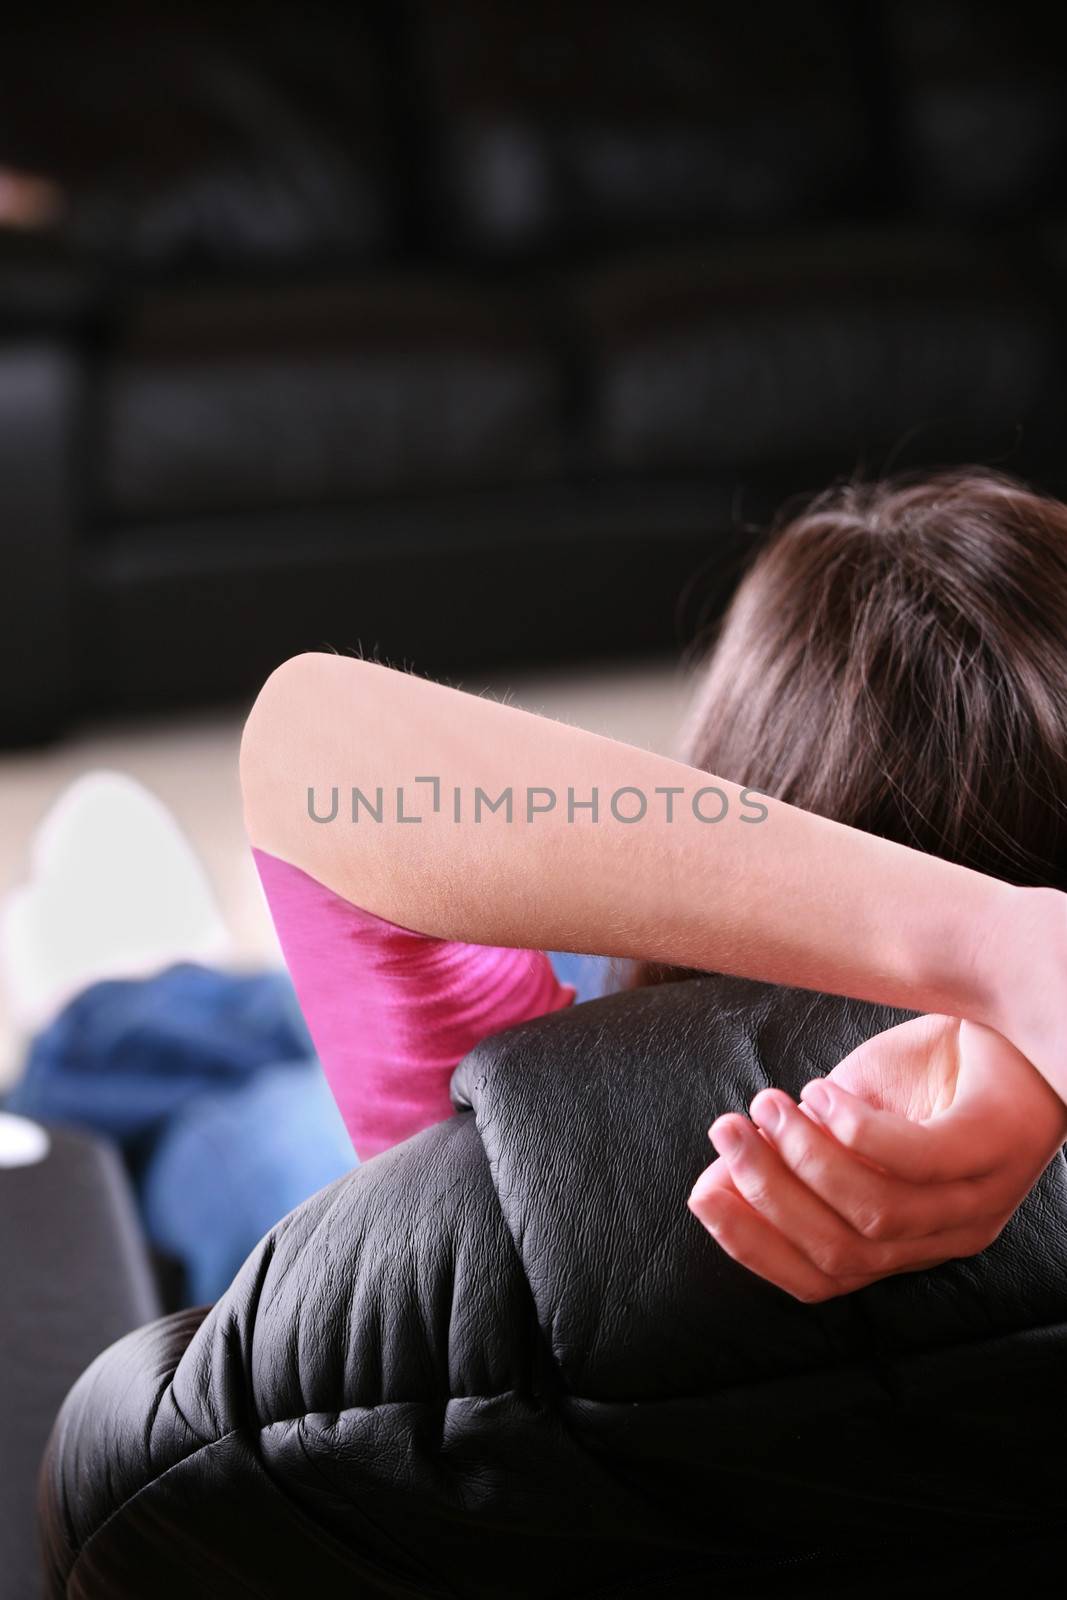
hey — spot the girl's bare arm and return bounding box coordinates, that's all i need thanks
[239,653,1065,1101]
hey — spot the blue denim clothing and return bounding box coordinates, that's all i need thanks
[5,951,615,1304]
[140,1062,357,1303]
[4,963,353,1303]
[5,963,315,1152]
[547,950,618,1003]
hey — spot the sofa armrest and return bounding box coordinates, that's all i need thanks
[0,318,84,745]
[0,231,102,336]
[0,1121,160,1598]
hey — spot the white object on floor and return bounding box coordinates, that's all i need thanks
[0,770,232,1035]
[0,1111,50,1167]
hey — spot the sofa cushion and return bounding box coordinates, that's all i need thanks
[571,230,1063,479]
[96,280,566,521]
[416,0,873,258]
[887,0,1067,218]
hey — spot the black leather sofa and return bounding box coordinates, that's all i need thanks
[4,1,1067,744]
[40,975,1067,1597]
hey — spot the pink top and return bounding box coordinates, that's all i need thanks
[252,848,575,1159]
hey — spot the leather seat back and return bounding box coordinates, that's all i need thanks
[40,977,1067,1596]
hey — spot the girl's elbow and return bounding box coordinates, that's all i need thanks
[239,653,329,824]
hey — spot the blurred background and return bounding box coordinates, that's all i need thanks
[3,0,1067,1127]
[4,3,1067,1583]
[5,0,1067,747]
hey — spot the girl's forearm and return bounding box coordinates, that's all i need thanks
[240,654,1031,1047]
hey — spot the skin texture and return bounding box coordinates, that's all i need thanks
[241,653,1067,1298]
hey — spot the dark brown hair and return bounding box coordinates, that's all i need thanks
[635,467,1067,986]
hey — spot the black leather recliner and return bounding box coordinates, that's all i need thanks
[39,975,1067,1597]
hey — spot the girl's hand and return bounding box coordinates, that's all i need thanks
[688,1014,1067,1302]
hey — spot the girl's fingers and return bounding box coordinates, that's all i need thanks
[798,1077,999,1182]
[694,1103,1007,1280]
[705,1113,900,1281]
[748,1090,998,1241]
[687,1181,855,1303]
[691,1142,1006,1290]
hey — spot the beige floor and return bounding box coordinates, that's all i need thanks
[0,657,692,1087]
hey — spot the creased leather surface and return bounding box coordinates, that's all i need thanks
[39,976,1067,1595]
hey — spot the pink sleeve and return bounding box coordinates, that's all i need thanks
[252,847,575,1160]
